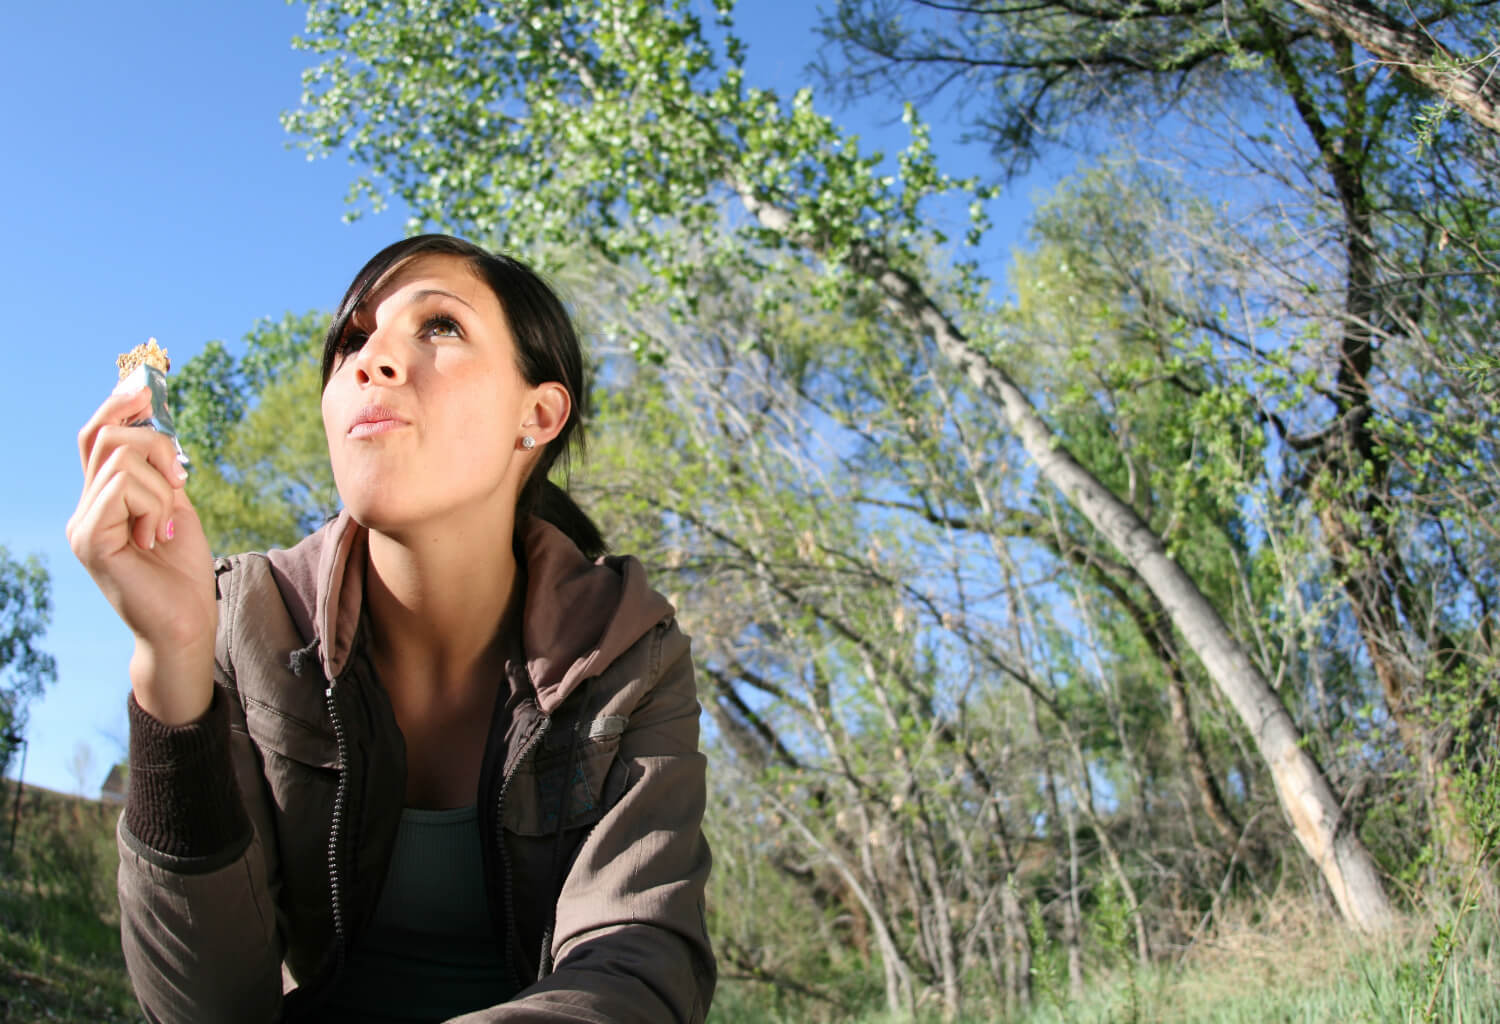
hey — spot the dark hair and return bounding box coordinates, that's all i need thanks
[322,234,605,559]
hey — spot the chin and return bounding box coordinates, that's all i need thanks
[342,507,407,539]
[333,464,519,539]
[333,479,423,536]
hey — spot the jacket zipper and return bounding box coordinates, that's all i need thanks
[324,680,351,981]
[494,709,550,990]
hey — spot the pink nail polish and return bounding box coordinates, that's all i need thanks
[165,520,175,541]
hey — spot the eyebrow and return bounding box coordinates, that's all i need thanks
[408,288,479,313]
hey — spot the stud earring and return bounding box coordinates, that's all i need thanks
[521,435,536,450]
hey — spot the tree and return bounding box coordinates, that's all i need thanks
[0,547,57,777]
[284,0,1396,932]
[1289,0,1500,133]
[173,312,337,554]
[167,172,1412,1019]
[821,0,1500,878]
[68,741,96,799]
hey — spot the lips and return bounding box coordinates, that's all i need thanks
[347,404,409,438]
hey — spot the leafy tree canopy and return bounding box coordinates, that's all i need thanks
[174,312,336,554]
[0,547,57,775]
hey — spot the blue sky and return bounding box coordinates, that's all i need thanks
[3,1,1045,794]
[2,1,405,793]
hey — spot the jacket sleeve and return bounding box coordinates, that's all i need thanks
[116,605,287,1022]
[454,621,716,1024]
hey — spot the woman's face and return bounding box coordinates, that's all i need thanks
[321,252,557,536]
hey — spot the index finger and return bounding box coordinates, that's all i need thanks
[78,386,155,474]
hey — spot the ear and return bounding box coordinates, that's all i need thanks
[520,381,571,449]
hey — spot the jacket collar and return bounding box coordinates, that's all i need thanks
[266,511,673,714]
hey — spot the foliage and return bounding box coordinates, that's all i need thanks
[174,312,335,554]
[272,0,1500,1007]
[283,0,996,322]
[704,901,1500,1022]
[0,785,136,1023]
[819,0,1500,876]
[188,0,1500,1013]
[0,548,57,777]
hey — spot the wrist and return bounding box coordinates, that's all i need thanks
[130,640,214,726]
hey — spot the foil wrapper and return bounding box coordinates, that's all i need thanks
[112,364,190,471]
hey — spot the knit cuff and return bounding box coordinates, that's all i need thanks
[123,688,252,863]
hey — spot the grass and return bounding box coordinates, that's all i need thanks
[2,780,1495,1023]
[710,899,1500,1023]
[0,782,140,1023]
[1012,908,1500,1024]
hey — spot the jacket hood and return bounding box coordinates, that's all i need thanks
[264,511,675,714]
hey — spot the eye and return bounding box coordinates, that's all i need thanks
[334,327,368,364]
[422,314,462,339]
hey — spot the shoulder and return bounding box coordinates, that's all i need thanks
[215,521,338,654]
[211,545,324,710]
[583,614,697,744]
[212,552,281,656]
[597,552,693,701]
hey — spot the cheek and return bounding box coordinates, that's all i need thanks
[319,373,350,428]
[319,387,345,459]
[436,360,518,431]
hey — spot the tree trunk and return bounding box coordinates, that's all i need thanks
[914,812,963,1021]
[1025,687,1087,993]
[1164,664,1242,847]
[1287,0,1500,135]
[1120,588,1242,847]
[1261,18,1481,878]
[1000,873,1032,1010]
[1061,727,1152,965]
[733,187,1395,932]
[754,774,918,1018]
[1034,517,1244,847]
[1063,806,1085,998]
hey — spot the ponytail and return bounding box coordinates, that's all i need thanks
[523,478,607,560]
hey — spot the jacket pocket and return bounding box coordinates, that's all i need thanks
[243,695,339,771]
[504,719,626,837]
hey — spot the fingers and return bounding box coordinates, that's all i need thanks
[69,443,178,564]
[70,387,192,579]
[79,387,187,487]
[78,387,153,473]
[131,428,188,490]
[84,422,187,497]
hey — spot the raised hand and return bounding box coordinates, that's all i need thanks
[67,386,216,725]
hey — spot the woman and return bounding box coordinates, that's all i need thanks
[67,235,716,1023]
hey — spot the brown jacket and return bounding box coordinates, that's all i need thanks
[117,512,715,1023]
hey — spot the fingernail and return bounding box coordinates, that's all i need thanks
[165,520,175,541]
[174,465,189,482]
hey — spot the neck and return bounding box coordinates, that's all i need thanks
[363,508,523,698]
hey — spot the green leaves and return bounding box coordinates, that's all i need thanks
[272,0,1499,998]
[174,312,335,554]
[286,0,993,325]
[0,547,57,771]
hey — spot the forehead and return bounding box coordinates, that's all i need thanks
[362,252,498,317]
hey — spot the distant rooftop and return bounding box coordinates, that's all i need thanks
[100,762,129,805]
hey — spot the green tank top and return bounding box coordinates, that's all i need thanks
[322,804,515,1021]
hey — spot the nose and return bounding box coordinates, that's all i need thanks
[352,326,406,387]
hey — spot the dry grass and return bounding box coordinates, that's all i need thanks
[1020,894,1500,1024]
[1174,895,1399,990]
[0,782,139,1023]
